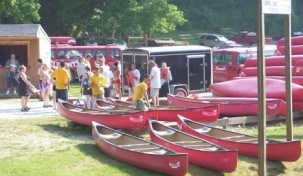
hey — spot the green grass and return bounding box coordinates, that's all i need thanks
[0,116,302,176]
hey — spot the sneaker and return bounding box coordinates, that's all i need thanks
[6,91,9,94]
[21,108,29,112]
[43,105,48,108]
[25,107,30,110]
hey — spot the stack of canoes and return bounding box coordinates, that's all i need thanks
[276,36,303,55]
[167,94,286,116]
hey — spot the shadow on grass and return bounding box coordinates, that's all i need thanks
[187,164,224,176]
[39,123,93,141]
[76,143,164,176]
[239,155,287,175]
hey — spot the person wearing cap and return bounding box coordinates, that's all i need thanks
[96,54,113,98]
[148,59,161,106]
[132,74,151,111]
[52,62,71,102]
[89,66,107,108]
[5,54,19,95]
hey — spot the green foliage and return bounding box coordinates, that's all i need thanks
[0,0,40,23]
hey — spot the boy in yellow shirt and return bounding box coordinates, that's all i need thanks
[133,74,151,111]
[89,67,107,108]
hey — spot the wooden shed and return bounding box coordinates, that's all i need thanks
[0,24,51,93]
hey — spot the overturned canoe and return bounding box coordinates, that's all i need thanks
[244,55,303,68]
[167,94,286,116]
[92,121,188,176]
[177,115,301,162]
[210,77,303,101]
[148,119,238,173]
[57,99,145,130]
[108,98,219,122]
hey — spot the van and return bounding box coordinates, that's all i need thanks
[51,45,126,81]
[213,45,277,82]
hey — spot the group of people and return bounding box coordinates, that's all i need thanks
[132,59,172,111]
[76,54,122,109]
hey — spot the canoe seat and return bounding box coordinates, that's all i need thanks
[195,127,211,133]
[220,135,245,140]
[236,138,258,142]
[119,143,150,147]
[154,129,175,136]
[99,132,122,139]
[144,149,168,155]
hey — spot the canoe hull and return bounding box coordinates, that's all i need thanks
[92,123,188,176]
[58,101,145,130]
[177,116,302,162]
[148,121,238,173]
[167,94,286,116]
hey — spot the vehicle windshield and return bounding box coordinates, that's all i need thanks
[58,49,82,59]
[213,53,233,66]
[236,53,251,65]
[217,36,229,42]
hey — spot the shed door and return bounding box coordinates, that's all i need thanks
[187,55,206,91]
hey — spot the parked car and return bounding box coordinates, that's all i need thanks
[229,31,272,45]
[199,34,238,48]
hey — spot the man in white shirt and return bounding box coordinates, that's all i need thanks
[76,57,88,84]
[95,54,112,98]
[148,60,161,106]
[128,63,141,97]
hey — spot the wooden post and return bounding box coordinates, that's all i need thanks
[257,0,266,175]
[284,14,293,141]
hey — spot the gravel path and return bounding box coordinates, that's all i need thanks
[0,98,59,119]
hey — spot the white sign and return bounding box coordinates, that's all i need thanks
[262,0,291,14]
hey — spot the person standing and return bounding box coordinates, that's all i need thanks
[148,60,161,106]
[52,62,70,102]
[5,54,19,94]
[159,62,172,97]
[77,57,88,96]
[89,67,107,108]
[40,64,53,108]
[128,63,141,98]
[18,65,35,112]
[95,54,112,98]
[81,66,93,108]
[132,74,151,111]
[113,62,122,100]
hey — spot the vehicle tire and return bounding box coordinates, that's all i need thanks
[174,88,187,97]
[200,42,205,46]
[70,70,76,83]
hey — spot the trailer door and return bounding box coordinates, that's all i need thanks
[187,55,206,91]
[134,54,149,82]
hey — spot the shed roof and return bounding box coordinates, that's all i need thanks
[0,24,48,38]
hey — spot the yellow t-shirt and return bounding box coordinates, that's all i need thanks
[133,82,148,101]
[89,74,107,96]
[52,68,70,89]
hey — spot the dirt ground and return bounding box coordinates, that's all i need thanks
[0,98,58,119]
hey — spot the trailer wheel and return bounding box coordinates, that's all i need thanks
[174,88,187,97]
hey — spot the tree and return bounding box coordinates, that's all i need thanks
[0,0,40,23]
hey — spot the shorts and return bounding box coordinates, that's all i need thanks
[150,88,160,98]
[134,100,148,111]
[41,81,51,91]
[113,78,122,84]
[83,87,92,95]
[7,77,18,88]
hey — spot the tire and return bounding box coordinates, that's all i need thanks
[174,88,187,97]
[200,42,205,46]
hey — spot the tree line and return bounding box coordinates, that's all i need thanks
[0,0,302,39]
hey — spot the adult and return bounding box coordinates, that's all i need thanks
[81,66,93,108]
[95,54,113,98]
[85,54,93,69]
[159,62,172,97]
[76,57,88,84]
[113,62,122,100]
[148,60,161,106]
[128,63,141,98]
[5,54,19,94]
[18,65,35,112]
[40,64,53,108]
[37,58,43,93]
[132,74,151,111]
[52,62,70,102]
[89,67,107,108]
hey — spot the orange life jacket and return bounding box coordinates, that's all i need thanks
[127,70,134,87]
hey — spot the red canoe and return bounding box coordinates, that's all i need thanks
[57,100,145,130]
[277,36,303,47]
[210,77,303,101]
[167,94,286,116]
[278,45,303,55]
[106,98,220,123]
[148,119,238,173]
[244,55,303,68]
[92,122,188,176]
[177,115,301,162]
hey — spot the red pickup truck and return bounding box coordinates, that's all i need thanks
[229,31,272,45]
